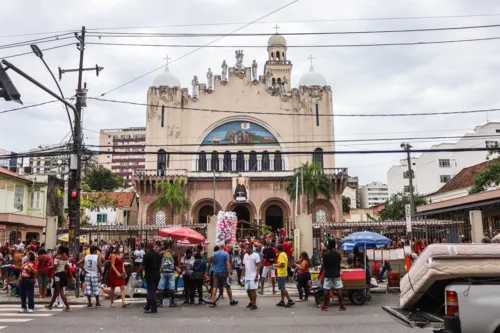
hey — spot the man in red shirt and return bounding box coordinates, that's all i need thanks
[259,242,277,295]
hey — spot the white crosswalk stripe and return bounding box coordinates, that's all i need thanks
[0,304,88,330]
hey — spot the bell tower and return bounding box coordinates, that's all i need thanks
[264,26,293,89]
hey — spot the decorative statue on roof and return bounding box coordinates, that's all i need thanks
[206,68,213,91]
[235,50,244,69]
[265,69,273,90]
[191,75,199,99]
[221,60,228,82]
[251,60,258,82]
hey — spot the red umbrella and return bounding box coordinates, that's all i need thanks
[158,226,206,244]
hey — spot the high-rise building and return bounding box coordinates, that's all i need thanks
[359,181,389,208]
[98,127,146,186]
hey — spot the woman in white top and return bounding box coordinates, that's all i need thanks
[133,244,145,272]
[45,246,72,311]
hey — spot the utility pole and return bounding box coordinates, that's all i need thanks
[59,26,103,298]
[401,142,415,237]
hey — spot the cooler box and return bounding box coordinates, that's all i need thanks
[340,269,366,288]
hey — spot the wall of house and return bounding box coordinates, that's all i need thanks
[86,207,122,225]
[0,176,29,214]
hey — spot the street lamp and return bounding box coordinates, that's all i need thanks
[401,142,415,236]
[30,44,74,139]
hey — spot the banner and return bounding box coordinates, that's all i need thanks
[232,176,249,202]
[216,211,238,246]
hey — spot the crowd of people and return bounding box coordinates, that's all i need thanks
[0,231,409,315]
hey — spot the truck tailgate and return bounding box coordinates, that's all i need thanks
[382,306,445,330]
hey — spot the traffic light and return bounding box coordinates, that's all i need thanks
[68,189,79,210]
[0,63,22,104]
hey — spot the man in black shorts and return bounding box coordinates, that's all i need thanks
[209,245,238,307]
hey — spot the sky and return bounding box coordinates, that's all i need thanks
[1,0,500,185]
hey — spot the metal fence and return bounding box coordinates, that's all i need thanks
[313,220,472,248]
[57,224,208,250]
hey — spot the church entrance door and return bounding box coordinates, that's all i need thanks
[265,205,283,231]
[198,205,214,224]
[233,205,251,237]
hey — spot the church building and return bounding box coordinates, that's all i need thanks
[133,34,348,233]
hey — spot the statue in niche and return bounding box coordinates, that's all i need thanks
[235,50,244,69]
[251,60,258,82]
[206,68,213,90]
[280,76,289,98]
[265,69,273,90]
[221,60,228,82]
[191,75,199,99]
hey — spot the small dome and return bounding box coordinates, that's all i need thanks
[298,66,327,86]
[268,34,287,48]
[152,66,181,87]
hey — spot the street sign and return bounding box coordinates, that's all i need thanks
[63,181,68,209]
[405,204,412,233]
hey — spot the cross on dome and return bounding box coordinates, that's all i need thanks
[164,55,172,71]
[308,54,315,70]
[273,25,280,34]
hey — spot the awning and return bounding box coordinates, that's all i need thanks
[415,197,500,217]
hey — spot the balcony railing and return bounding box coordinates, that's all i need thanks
[194,158,285,172]
[134,169,188,177]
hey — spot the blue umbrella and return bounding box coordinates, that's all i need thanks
[340,231,391,252]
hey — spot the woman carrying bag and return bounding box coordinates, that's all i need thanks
[19,252,37,313]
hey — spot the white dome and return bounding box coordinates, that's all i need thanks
[298,66,327,86]
[268,34,286,47]
[152,67,181,87]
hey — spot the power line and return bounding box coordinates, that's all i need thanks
[88,97,500,117]
[87,23,500,37]
[0,146,494,159]
[0,43,75,60]
[85,133,500,148]
[2,13,500,39]
[86,36,500,48]
[0,33,74,50]
[0,100,59,115]
[96,0,299,97]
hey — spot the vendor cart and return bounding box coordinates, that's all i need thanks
[313,268,372,306]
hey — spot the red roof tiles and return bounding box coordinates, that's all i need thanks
[435,159,498,194]
[0,167,31,183]
[82,192,135,207]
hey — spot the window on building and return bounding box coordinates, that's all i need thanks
[274,150,283,171]
[223,151,232,171]
[161,105,165,128]
[438,159,451,168]
[316,210,326,223]
[313,148,324,169]
[30,191,43,210]
[198,151,207,171]
[403,170,415,179]
[262,151,270,171]
[485,141,499,149]
[97,214,108,223]
[14,185,24,209]
[157,149,167,175]
[496,129,500,133]
[211,151,219,171]
[236,151,245,172]
[249,151,257,171]
[440,175,452,183]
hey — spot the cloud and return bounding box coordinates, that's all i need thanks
[1,0,500,185]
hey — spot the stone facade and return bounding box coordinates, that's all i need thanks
[133,34,348,234]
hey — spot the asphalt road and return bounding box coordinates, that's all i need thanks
[8,293,415,333]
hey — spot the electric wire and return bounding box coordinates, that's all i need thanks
[88,97,500,117]
[0,43,76,59]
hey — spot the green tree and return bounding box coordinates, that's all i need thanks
[469,147,500,194]
[81,183,92,192]
[154,179,191,223]
[342,195,351,214]
[285,162,333,214]
[379,192,427,221]
[85,166,123,191]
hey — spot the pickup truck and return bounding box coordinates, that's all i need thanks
[383,281,500,333]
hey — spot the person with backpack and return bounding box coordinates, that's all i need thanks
[232,248,244,287]
[193,247,207,304]
[259,242,277,295]
[158,246,176,307]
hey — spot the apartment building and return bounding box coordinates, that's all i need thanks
[98,127,146,186]
[359,181,389,208]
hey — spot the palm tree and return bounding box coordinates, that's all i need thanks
[286,162,333,214]
[154,179,191,224]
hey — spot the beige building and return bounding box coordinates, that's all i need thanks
[134,34,348,233]
[98,127,146,186]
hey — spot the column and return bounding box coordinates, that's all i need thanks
[270,156,275,171]
[219,158,223,171]
[231,156,236,171]
[244,155,249,171]
[207,158,212,171]
[257,155,262,171]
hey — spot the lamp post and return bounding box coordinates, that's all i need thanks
[401,142,415,238]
